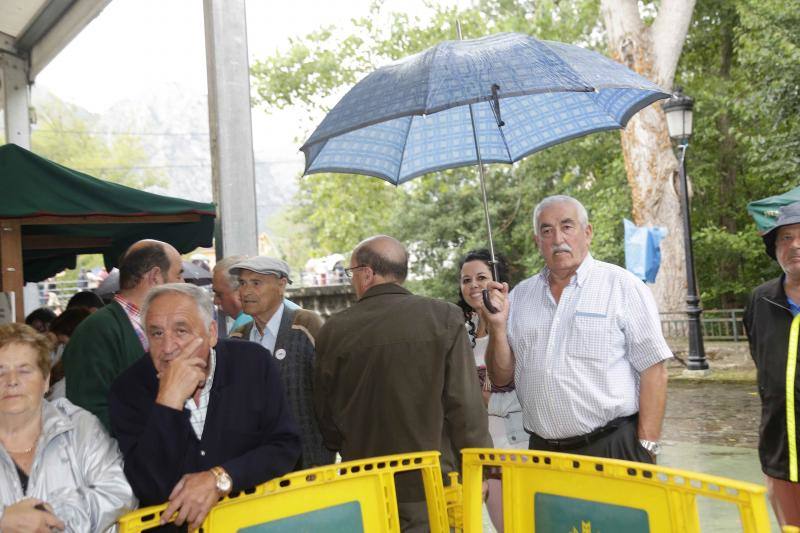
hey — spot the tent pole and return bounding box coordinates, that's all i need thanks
[0,221,25,322]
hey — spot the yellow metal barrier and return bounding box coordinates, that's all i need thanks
[456,448,773,533]
[118,451,449,532]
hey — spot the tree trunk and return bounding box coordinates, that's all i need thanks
[601,0,696,312]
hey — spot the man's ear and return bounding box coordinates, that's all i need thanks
[145,266,163,286]
[585,223,594,243]
[208,321,218,348]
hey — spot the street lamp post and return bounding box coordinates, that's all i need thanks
[662,87,709,372]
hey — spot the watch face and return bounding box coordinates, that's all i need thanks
[217,473,232,492]
[652,443,662,455]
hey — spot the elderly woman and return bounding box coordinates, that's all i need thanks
[0,323,136,532]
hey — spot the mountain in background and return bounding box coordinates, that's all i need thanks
[31,83,298,234]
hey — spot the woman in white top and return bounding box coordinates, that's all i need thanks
[458,249,526,533]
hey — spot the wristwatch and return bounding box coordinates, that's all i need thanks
[210,466,232,496]
[639,439,662,456]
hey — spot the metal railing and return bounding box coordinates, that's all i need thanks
[660,308,745,341]
[36,271,351,310]
[36,277,746,342]
[37,280,92,310]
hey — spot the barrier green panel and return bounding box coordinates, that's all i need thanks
[239,501,363,533]
[535,493,649,532]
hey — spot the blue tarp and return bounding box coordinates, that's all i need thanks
[624,219,667,283]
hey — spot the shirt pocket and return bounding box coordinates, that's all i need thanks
[571,311,612,362]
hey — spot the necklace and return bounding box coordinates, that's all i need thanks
[2,435,39,455]
[6,443,35,454]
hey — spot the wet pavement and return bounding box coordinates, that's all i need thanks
[660,381,780,532]
[663,381,761,448]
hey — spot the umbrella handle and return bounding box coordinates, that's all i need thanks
[482,288,499,314]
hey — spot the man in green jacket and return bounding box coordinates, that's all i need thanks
[314,235,491,532]
[63,239,184,429]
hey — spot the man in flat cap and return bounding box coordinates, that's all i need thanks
[229,257,334,469]
[744,201,800,528]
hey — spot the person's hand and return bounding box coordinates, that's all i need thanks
[0,499,65,532]
[161,471,221,531]
[477,281,510,329]
[155,338,207,410]
[481,388,491,407]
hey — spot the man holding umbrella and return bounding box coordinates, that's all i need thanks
[744,202,800,527]
[484,195,672,464]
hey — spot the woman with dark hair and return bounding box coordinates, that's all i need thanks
[458,249,525,533]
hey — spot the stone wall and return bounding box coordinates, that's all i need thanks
[287,284,356,319]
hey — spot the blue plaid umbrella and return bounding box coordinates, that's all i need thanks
[301,31,669,303]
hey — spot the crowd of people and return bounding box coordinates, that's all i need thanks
[1,194,798,531]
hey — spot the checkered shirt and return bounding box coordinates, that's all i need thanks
[184,348,217,439]
[508,254,673,440]
[114,294,148,351]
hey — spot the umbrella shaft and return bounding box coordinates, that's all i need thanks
[468,102,499,281]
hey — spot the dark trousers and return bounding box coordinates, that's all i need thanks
[528,415,654,464]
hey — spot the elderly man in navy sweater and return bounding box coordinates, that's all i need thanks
[109,283,300,531]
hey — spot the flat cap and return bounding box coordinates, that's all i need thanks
[763,201,800,260]
[229,256,293,284]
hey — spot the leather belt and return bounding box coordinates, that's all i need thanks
[528,413,638,451]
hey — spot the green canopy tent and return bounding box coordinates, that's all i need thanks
[0,143,216,321]
[747,186,800,233]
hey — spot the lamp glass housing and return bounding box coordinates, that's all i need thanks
[665,107,693,140]
[662,88,694,142]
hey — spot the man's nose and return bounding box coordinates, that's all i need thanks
[162,332,181,355]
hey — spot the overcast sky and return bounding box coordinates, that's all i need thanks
[35,0,461,180]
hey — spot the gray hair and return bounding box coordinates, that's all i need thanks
[213,255,249,290]
[142,283,214,329]
[532,195,590,237]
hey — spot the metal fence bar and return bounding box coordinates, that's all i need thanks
[659,309,745,341]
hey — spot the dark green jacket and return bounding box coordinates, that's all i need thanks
[63,300,144,430]
[314,283,491,502]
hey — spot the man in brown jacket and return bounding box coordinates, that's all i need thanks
[314,235,491,532]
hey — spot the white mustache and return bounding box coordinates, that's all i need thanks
[552,244,573,253]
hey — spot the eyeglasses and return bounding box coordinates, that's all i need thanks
[344,265,369,278]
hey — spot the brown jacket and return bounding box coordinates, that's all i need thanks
[314,283,491,501]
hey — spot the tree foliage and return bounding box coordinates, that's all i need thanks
[31,96,163,190]
[252,0,795,305]
[677,0,794,305]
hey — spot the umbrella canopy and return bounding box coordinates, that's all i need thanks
[301,32,669,184]
[0,144,216,282]
[747,186,800,233]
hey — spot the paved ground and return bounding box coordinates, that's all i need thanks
[661,380,779,532]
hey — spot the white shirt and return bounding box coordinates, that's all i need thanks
[249,304,284,355]
[508,254,673,439]
[185,348,217,439]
